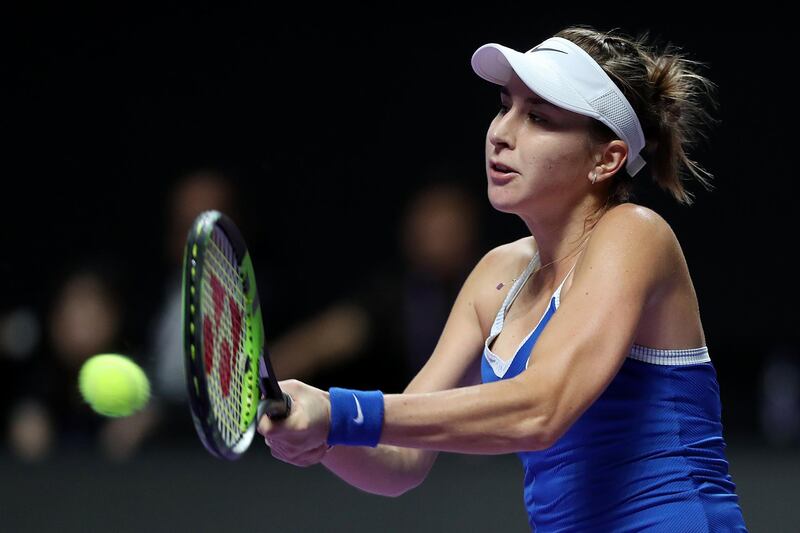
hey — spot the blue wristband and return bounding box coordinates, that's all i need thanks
[327,388,384,447]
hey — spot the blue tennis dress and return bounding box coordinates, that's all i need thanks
[482,252,747,532]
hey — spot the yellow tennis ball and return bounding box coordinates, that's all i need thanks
[78,354,150,417]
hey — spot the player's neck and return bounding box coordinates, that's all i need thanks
[520,195,604,275]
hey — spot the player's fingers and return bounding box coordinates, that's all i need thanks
[264,431,324,458]
[263,429,300,449]
[257,413,289,438]
[258,406,312,444]
[277,379,302,391]
[258,416,307,446]
[257,414,272,437]
[267,441,300,463]
[265,434,316,456]
[256,415,273,437]
[265,436,299,457]
[266,439,288,456]
[285,441,328,460]
[277,442,330,468]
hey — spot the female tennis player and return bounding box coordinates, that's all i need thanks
[258,25,748,531]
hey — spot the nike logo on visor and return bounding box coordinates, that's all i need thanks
[528,47,568,54]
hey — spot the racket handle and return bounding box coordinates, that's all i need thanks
[258,393,292,421]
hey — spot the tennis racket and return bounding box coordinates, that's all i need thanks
[182,210,291,460]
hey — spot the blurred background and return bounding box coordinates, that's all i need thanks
[4,6,798,532]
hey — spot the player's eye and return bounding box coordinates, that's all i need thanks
[497,104,546,123]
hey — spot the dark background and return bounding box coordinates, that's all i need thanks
[4,6,798,531]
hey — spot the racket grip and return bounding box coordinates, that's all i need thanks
[258,393,292,421]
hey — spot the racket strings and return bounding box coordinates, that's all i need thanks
[201,231,252,447]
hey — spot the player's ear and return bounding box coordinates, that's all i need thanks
[590,140,628,184]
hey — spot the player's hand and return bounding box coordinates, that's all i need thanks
[257,379,331,467]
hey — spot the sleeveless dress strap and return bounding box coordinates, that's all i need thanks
[488,251,539,338]
[553,260,578,309]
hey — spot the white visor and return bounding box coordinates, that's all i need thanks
[471,37,647,177]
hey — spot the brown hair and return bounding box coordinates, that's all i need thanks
[555,25,720,206]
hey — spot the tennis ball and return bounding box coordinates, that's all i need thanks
[78,354,150,417]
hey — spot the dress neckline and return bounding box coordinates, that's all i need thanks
[485,252,577,365]
[483,249,710,368]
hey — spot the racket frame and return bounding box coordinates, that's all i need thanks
[182,210,289,460]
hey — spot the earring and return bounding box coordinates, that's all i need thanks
[591,170,598,184]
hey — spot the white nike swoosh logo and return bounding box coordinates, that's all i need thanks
[353,394,364,424]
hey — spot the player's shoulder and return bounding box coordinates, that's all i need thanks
[479,203,676,266]
[591,202,678,253]
[466,237,537,326]
[477,235,537,278]
[596,202,670,229]
[581,202,682,286]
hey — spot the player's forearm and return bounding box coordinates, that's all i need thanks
[381,378,551,454]
[321,444,436,497]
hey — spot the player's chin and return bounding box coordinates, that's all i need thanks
[487,184,524,214]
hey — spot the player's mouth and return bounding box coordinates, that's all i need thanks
[489,160,519,184]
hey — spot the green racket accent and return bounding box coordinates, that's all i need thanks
[236,251,262,431]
